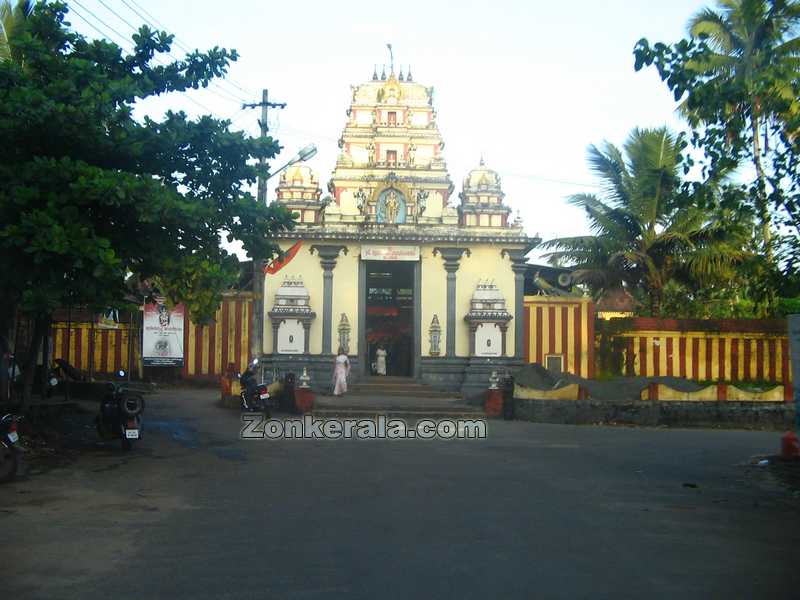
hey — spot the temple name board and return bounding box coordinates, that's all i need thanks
[360,245,420,261]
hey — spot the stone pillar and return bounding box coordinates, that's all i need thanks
[311,245,347,354]
[271,320,280,354]
[503,249,529,360]
[302,321,311,354]
[435,247,468,357]
[468,324,478,356]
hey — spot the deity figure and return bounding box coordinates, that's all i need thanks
[407,143,416,167]
[385,190,399,223]
[367,142,375,165]
[416,189,429,216]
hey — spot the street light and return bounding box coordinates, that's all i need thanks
[265,143,318,183]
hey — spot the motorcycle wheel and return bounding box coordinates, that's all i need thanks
[121,434,133,452]
[0,446,18,483]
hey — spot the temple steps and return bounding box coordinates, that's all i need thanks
[314,379,484,418]
[347,377,461,399]
[311,408,485,420]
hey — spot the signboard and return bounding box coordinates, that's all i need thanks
[475,323,502,357]
[360,245,420,261]
[143,300,185,367]
[277,320,304,354]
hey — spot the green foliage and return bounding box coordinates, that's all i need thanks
[633,0,800,283]
[0,2,294,324]
[775,296,800,316]
[0,0,33,64]
[541,127,750,316]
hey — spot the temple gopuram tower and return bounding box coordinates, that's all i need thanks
[261,65,535,398]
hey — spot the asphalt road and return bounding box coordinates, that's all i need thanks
[3,388,800,599]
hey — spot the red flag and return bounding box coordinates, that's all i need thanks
[264,241,302,274]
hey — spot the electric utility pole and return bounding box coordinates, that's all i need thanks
[243,89,286,366]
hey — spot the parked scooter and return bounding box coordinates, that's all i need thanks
[96,369,145,451]
[0,414,22,482]
[239,359,271,416]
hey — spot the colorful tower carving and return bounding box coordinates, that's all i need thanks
[275,164,323,225]
[325,70,457,226]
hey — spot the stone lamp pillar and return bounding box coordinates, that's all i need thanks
[428,314,442,356]
[295,367,314,413]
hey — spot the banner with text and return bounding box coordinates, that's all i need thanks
[143,300,185,367]
[360,245,420,261]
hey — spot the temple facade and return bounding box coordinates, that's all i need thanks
[259,67,535,397]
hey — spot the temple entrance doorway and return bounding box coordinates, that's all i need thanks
[364,260,414,377]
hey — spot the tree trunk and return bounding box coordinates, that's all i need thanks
[751,114,773,260]
[20,313,49,407]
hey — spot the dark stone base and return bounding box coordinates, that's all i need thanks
[260,354,523,400]
[461,357,522,404]
[419,356,522,403]
[419,357,468,392]
[513,399,795,430]
[257,354,364,394]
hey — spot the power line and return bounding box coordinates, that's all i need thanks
[119,0,257,100]
[70,0,133,49]
[89,0,250,107]
[68,2,220,115]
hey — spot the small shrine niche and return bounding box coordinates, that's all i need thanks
[268,276,316,354]
[464,280,512,357]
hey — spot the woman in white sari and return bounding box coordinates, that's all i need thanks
[332,346,350,396]
[375,345,387,376]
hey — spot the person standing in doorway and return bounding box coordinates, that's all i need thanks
[375,344,387,376]
[332,346,351,396]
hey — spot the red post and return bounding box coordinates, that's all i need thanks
[718,383,727,402]
[781,431,800,458]
[647,382,659,402]
[295,387,315,413]
[485,388,503,417]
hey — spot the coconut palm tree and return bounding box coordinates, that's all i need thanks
[541,127,749,315]
[0,0,33,64]
[686,0,800,257]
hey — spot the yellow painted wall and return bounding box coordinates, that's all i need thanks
[330,244,360,355]
[420,245,447,357]
[264,241,324,355]
[266,241,521,359]
[264,242,359,356]
[444,244,520,358]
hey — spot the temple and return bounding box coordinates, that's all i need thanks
[259,66,535,397]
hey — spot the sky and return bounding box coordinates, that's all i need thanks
[65,0,713,260]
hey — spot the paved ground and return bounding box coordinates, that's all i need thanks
[3,388,800,599]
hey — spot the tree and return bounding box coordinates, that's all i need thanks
[0,0,33,64]
[540,127,749,315]
[0,3,294,404]
[634,0,800,270]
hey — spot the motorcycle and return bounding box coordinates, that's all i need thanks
[97,369,145,451]
[0,414,22,483]
[239,359,271,416]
